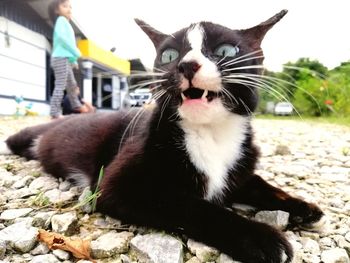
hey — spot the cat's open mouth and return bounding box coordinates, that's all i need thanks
[181,87,220,102]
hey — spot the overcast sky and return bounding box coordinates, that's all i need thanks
[71,0,350,71]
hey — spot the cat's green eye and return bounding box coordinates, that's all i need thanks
[214,44,239,57]
[161,49,179,64]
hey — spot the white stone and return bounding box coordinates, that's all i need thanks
[29,176,59,191]
[52,249,70,260]
[32,211,56,229]
[0,208,33,220]
[30,243,50,255]
[30,254,60,263]
[321,248,350,263]
[254,210,290,230]
[51,212,77,236]
[186,257,201,263]
[0,222,38,253]
[187,239,219,262]
[217,253,241,263]
[12,176,34,189]
[0,240,5,259]
[59,180,71,191]
[131,233,183,263]
[44,189,75,204]
[91,231,134,259]
[345,232,350,243]
[300,237,320,254]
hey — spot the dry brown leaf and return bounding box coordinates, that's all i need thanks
[38,229,96,262]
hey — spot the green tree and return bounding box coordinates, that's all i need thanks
[281,58,328,98]
[327,62,350,116]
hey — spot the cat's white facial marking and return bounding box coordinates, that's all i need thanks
[181,24,221,92]
[179,97,227,125]
[180,114,248,201]
[178,24,225,124]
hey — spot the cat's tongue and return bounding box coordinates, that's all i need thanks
[182,98,206,105]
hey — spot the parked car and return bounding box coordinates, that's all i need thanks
[129,89,152,107]
[274,102,294,116]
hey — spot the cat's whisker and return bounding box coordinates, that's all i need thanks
[168,110,180,122]
[149,86,163,94]
[130,108,147,140]
[157,94,172,129]
[222,65,266,73]
[222,55,265,68]
[220,87,239,105]
[130,73,164,78]
[118,89,167,152]
[223,73,293,99]
[282,65,327,79]
[224,72,322,115]
[153,67,169,74]
[130,79,167,89]
[239,98,254,116]
[223,77,302,118]
[220,50,263,67]
[152,89,167,101]
[216,54,229,66]
[118,107,145,152]
[223,78,282,101]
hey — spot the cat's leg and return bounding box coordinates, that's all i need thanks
[98,193,293,263]
[232,175,325,229]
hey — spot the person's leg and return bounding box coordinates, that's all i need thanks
[50,58,69,118]
[66,65,83,112]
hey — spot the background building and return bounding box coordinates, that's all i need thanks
[0,0,130,115]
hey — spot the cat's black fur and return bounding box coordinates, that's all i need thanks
[4,10,324,263]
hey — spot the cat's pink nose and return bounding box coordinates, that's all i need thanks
[178,61,201,80]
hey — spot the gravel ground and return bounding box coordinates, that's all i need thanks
[0,116,349,263]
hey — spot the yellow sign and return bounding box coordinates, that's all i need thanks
[78,40,130,75]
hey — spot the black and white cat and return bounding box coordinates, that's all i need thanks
[2,10,325,263]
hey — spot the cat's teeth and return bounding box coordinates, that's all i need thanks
[202,89,209,99]
[181,93,187,101]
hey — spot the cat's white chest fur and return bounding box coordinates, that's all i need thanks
[180,114,248,201]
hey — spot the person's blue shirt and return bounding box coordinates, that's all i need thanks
[52,16,81,64]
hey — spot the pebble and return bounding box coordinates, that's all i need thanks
[91,231,134,258]
[130,233,183,263]
[254,210,290,230]
[44,188,75,204]
[51,212,78,236]
[321,248,350,263]
[30,243,50,255]
[30,254,61,263]
[187,239,219,262]
[217,253,240,263]
[0,240,5,259]
[0,208,33,220]
[52,249,71,260]
[0,222,38,253]
[29,176,59,191]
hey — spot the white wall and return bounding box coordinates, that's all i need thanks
[0,17,49,103]
[0,97,50,116]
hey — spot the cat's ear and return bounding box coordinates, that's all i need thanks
[241,9,288,48]
[135,19,168,48]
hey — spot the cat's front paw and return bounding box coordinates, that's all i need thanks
[233,223,293,263]
[288,199,325,230]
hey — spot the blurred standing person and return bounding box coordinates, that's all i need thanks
[48,0,83,119]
